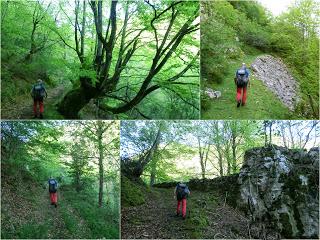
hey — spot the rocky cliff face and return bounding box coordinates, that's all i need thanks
[238,145,319,238]
[251,55,299,110]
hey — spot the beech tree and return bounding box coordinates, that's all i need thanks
[79,120,118,207]
[56,0,199,118]
[121,121,163,180]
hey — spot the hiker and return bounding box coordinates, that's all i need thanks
[174,182,190,220]
[31,79,47,118]
[48,177,58,208]
[235,63,250,107]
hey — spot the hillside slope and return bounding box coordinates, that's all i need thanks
[1,85,66,119]
[1,178,118,239]
[201,54,300,119]
[200,0,319,119]
[121,179,278,239]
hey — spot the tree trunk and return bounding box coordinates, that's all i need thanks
[231,141,237,173]
[198,138,205,179]
[123,127,161,180]
[269,122,272,145]
[75,168,81,192]
[80,0,86,59]
[280,123,287,148]
[25,22,37,62]
[58,77,99,118]
[264,121,268,146]
[150,163,156,186]
[58,88,93,118]
[98,121,104,207]
[217,146,224,176]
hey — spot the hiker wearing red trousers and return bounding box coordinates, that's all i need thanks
[235,63,250,108]
[174,182,190,220]
[31,79,47,119]
[48,177,58,208]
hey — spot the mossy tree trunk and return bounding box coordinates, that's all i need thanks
[57,1,199,118]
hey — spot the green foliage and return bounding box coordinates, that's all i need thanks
[121,176,147,207]
[202,54,299,119]
[182,191,219,238]
[269,0,319,118]
[201,0,319,119]
[1,121,120,239]
[0,1,73,118]
[201,0,271,85]
[13,223,49,239]
[62,188,119,239]
[2,0,200,119]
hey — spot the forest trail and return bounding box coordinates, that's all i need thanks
[1,85,65,120]
[122,188,190,239]
[38,189,90,239]
[122,188,254,239]
[1,181,90,239]
[202,54,298,120]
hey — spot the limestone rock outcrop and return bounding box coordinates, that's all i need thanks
[238,145,319,238]
[251,55,299,110]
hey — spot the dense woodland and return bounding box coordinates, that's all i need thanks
[121,120,319,238]
[1,0,199,119]
[1,121,119,239]
[201,0,319,119]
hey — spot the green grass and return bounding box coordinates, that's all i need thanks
[60,205,79,235]
[15,222,49,239]
[121,176,148,207]
[201,54,299,120]
[45,103,64,119]
[62,189,119,239]
[182,191,218,238]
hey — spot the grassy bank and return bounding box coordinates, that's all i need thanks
[201,54,299,120]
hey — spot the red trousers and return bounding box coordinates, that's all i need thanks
[33,100,44,114]
[50,192,57,204]
[236,87,247,105]
[176,199,187,217]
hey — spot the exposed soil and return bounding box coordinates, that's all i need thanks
[121,187,279,239]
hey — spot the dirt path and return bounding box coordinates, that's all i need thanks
[122,188,191,239]
[39,189,90,239]
[1,85,65,119]
[122,187,279,239]
[39,190,70,238]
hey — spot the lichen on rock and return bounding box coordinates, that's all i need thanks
[237,145,319,238]
[251,55,299,111]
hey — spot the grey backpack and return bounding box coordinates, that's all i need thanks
[33,83,45,99]
[236,68,248,87]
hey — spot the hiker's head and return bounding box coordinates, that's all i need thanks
[37,79,43,83]
[242,63,246,68]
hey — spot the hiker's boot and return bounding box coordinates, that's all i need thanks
[242,102,246,106]
[33,114,38,119]
[237,100,241,108]
[55,203,57,208]
[182,215,186,220]
[40,113,43,119]
[176,212,180,217]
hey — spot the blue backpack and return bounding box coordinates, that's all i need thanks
[176,183,190,199]
[32,83,46,99]
[49,179,57,193]
[236,68,249,87]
